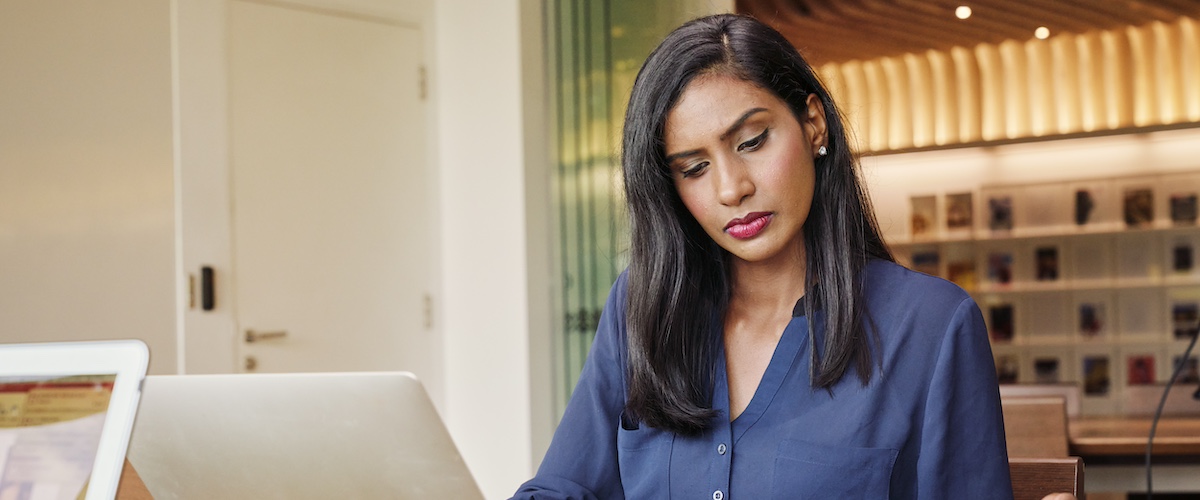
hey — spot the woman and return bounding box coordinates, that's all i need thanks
[515,14,1011,499]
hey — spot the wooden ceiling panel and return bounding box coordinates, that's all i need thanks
[737,0,1200,65]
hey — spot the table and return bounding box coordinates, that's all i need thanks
[1070,417,1200,458]
[1069,417,1200,494]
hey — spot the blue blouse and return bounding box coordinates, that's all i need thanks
[514,260,1012,499]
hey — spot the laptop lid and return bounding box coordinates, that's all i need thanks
[0,340,149,500]
[128,371,483,499]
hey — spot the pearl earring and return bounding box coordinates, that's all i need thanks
[817,146,828,157]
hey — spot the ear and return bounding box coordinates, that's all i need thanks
[803,93,828,157]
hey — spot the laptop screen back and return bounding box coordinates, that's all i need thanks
[128,372,483,500]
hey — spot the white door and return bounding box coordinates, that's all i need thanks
[229,0,435,377]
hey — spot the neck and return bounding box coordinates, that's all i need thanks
[727,243,807,318]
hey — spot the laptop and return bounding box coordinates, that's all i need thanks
[0,340,150,500]
[127,371,483,499]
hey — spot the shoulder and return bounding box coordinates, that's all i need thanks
[593,269,632,352]
[607,269,631,318]
[861,260,981,334]
[863,260,972,309]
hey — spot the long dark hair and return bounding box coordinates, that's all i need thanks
[621,14,894,435]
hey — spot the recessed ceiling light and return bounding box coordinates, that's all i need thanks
[955,6,972,19]
[1035,26,1050,39]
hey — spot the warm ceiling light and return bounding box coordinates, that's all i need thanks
[1035,26,1050,39]
[955,6,972,19]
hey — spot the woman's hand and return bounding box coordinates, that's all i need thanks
[1041,494,1076,500]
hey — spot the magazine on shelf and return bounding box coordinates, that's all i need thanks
[989,304,1014,342]
[1126,354,1156,385]
[910,195,937,237]
[946,259,976,290]
[1074,189,1095,226]
[1078,303,1105,338]
[1174,243,1194,272]
[1082,355,1111,396]
[945,192,973,231]
[1034,246,1059,281]
[1172,302,1199,340]
[1033,357,1061,384]
[1172,355,1199,384]
[1123,187,1154,227]
[986,252,1013,285]
[1170,193,1198,225]
[911,249,939,276]
[995,354,1019,384]
[987,196,1013,231]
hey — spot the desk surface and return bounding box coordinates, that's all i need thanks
[1069,417,1200,456]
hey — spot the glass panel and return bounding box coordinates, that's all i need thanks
[548,0,704,420]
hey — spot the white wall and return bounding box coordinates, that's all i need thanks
[435,0,546,497]
[0,0,177,374]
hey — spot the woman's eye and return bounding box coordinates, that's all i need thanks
[681,161,708,178]
[737,129,769,152]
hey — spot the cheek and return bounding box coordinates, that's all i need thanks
[758,146,814,194]
[676,186,712,223]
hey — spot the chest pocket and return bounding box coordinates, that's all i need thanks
[616,417,671,498]
[770,439,898,499]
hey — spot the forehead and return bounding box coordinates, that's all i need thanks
[664,73,788,144]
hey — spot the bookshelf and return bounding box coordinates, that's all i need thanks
[887,171,1200,415]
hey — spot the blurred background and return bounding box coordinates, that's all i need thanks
[2,0,1199,497]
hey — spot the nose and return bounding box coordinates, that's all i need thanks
[715,158,754,206]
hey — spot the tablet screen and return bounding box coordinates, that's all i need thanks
[0,374,117,500]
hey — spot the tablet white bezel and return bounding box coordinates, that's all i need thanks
[0,339,149,500]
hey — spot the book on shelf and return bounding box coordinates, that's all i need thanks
[1078,303,1105,338]
[1123,187,1154,227]
[995,355,1019,384]
[1172,355,1199,384]
[911,249,939,276]
[946,260,976,290]
[1174,244,1194,272]
[910,195,937,237]
[1170,193,1198,225]
[989,304,1014,342]
[1126,355,1156,385]
[1172,302,1199,340]
[987,196,1013,231]
[1082,355,1111,396]
[1034,357,1061,384]
[986,252,1013,284]
[1034,246,1059,281]
[945,192,973,231]
[1074,189,1095,226]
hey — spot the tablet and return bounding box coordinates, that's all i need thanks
[0,340,149,500]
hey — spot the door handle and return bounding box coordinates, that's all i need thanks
[245,329,288,343]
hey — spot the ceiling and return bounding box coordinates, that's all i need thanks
[736,0,1200,66]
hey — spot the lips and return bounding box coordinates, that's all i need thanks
[724,212,773,240]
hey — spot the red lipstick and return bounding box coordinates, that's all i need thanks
[725,212,772,240]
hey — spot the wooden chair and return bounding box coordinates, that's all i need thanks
[1001,396,1070,458]
[1009,457,1084,500]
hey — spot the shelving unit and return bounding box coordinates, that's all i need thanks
[887,172,1200,415]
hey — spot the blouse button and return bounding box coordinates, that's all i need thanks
[713,490,723,500]
[717,443,727,455]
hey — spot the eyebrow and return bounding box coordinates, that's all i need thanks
[664,107,769,164]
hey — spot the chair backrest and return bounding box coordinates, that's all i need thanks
[999,384,1081,418]
[1009,457,1084,500]
[1001,395,1070,458]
